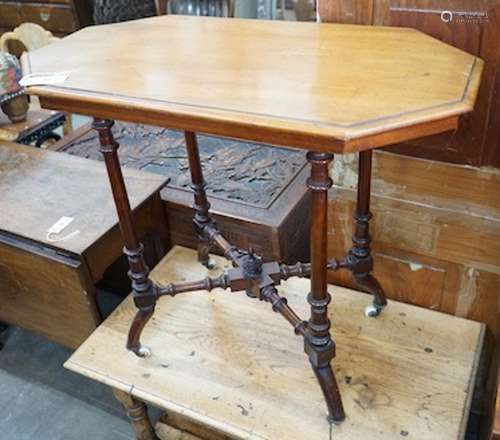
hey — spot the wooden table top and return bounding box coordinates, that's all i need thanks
[66,246,484,440]
[0,141,167,255]
[23,16,483,153]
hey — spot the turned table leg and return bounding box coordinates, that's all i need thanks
[113,389,159,440]
[184,131,216,269]
[348,150,387,317]
[304,151,345,424]
[93,118,157,357]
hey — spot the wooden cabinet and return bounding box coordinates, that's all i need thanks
[0,0,92,36]
[318,0,500,168]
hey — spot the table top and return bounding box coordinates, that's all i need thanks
[0,141,167,255]
[23,16,483,153]
[66,246,484,440]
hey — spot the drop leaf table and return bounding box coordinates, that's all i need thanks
[23,15,483,428]
[0,140,168,348]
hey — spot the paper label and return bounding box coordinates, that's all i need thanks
[20,71,71,87]
[48,216,74,234]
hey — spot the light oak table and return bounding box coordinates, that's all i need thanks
[24,15,483,429]
[65,246,484,440]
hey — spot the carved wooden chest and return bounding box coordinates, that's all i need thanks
[52,121,311,263]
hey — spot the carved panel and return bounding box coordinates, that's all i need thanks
[59,121,307,209]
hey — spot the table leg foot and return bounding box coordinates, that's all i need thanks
[113,389,159,440]
[356,274,387,317]
[127,306,155,357]
[312,363,346,424]
[197,237,217,269]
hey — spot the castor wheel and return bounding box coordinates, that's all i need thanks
[364,303,385,318]
[202,258,217,270]
[133,345,152,358]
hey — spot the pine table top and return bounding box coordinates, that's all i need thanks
[65,246,484,440]
[22,16,483,153]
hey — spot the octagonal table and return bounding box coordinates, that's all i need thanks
[21,15,483,437]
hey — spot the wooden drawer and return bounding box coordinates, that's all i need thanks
[0,2,78,33]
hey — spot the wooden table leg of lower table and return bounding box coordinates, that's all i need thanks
[113,388,160,440]
[304,151,345,424]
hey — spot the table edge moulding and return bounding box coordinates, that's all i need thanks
[22,14,483,430]
[21,15,483,153]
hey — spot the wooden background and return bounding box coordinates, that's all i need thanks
[319,0,500,167]
[317,1,500,437]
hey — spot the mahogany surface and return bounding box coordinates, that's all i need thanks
[22,15,482,152]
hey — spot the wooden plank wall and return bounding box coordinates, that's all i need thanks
[317,1,500,435]
[328,151,500,334]
[318,0,500,167]
[327,150,500,436]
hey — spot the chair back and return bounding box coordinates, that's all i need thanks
[0,23,59,55]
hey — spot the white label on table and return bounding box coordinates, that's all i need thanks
[48,216,74,234]
[20,71,71,87]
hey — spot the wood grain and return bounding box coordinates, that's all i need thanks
[66,246,484,440]
[318,0,500,167]
[23,15,483,152]
[156,422,202,440]
[318,0,374,24]
[0,233,100,348]
[0,0,93,37]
